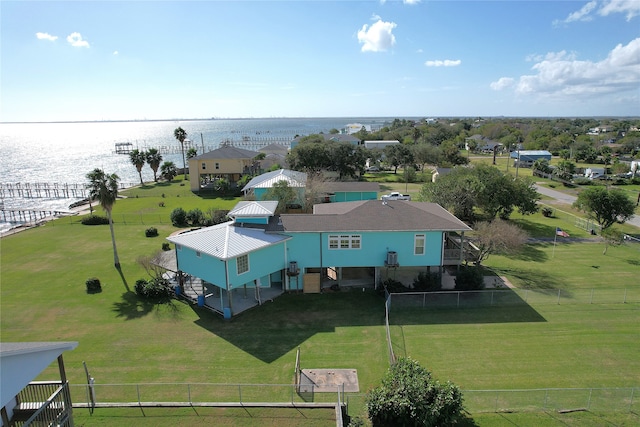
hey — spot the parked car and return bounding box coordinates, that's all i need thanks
[366,166,380,172]
[381,191,411,201]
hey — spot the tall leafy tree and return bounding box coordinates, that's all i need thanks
[173,127,188,180]
[128,149,146,186]
[366,357,463,427]
[263,180,298,214]
[573,187,636,230]
[86,168,121,268]
[145,148,163,182]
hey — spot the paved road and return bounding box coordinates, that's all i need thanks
[534,184,640,229]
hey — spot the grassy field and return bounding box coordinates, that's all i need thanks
[2,178,639,426]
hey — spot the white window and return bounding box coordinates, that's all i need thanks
[237,254,249,274]
[329,234,361,250]
[414,234,425,255]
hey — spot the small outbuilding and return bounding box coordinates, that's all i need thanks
[510,150,552,167]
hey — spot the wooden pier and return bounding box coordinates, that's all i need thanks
[0,182,89,199]
[0,182,135,200]
[114,137,293,156]
[0,208,75,225]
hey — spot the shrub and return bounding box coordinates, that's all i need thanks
[162,242,171,251]
[85,277,102,293]
[81,215,109,225]
[134,277,172,300]
[170,207,187,226]
[186,208,205,226]
[541,207,554,217]
[454,266,485,290]
[381,278,407,294]
[145,227,159,237]
[366,357,463,427]
[413,271,442,291]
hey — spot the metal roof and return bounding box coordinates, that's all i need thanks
[282,200,471,233]
[167,221,290,260]
[229,201,279,218]
[242,169,307,191]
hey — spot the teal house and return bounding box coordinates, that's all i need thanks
[242,169,379,205]
[167,199,471,318]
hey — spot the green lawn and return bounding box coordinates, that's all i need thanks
[1,180,639,426]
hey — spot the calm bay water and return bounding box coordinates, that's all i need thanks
[0,117,389,231]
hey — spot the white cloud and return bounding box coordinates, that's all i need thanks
[66,32,90,48]
[357,20,397,53]
[526,50,577,63]
[599,0,640,21]
[511,38,640,98]
[425,59,461,67]
[490,77,515,90]
[564,0,598,23]
[371,14,382,21]
[403,0,421,4]
[113,51,119,55]
[555,0,639,25]
[36,32,58,41]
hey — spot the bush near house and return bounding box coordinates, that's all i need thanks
[85,277,102,293]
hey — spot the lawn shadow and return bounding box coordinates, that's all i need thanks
[112,291,155,320]
[512,218,562,239]
[388,288,547,327]
[509,243,548,262]
[189,288,547,363]
[190,291,387,363]
[115,265,131,292]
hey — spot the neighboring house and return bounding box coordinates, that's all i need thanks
[322,181,379,202]
[242,169,379,204]
[363,140,400,150]
[1,341,78,427]
[510,150,552,167]
[465,135,502,153]
[166,199,471,318]
[431,167,453,183]
[242,169,307,202]
[188,145,260,192]
[259,143,290,170]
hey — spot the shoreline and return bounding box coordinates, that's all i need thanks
[0,201,93,238]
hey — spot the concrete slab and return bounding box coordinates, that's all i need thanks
[299,369,359,393]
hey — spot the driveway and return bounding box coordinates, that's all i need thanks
[534,184,640,229]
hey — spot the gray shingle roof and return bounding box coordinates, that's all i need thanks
[192,146,259,160]
[281,200,471,232]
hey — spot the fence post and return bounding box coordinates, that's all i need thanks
[423,293,426,308]
[557,289,561,304]
[495,391,499,412]
[587,388,592,410]
[543,389,548,410]
[188,384,191,405]
[623,288,627,304]
[238,385,242,404]
[137,384,141,406]
[590,288,594,304]
[630,387,635,413]
[457,292,460,308]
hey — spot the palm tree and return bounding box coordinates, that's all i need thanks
[128,149,146,186]
[146,148,163,182]
[86,168,121,268]
[161,161,177,182]
[173,127,188,180]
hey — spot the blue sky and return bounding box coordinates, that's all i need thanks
[1,0,638,122]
